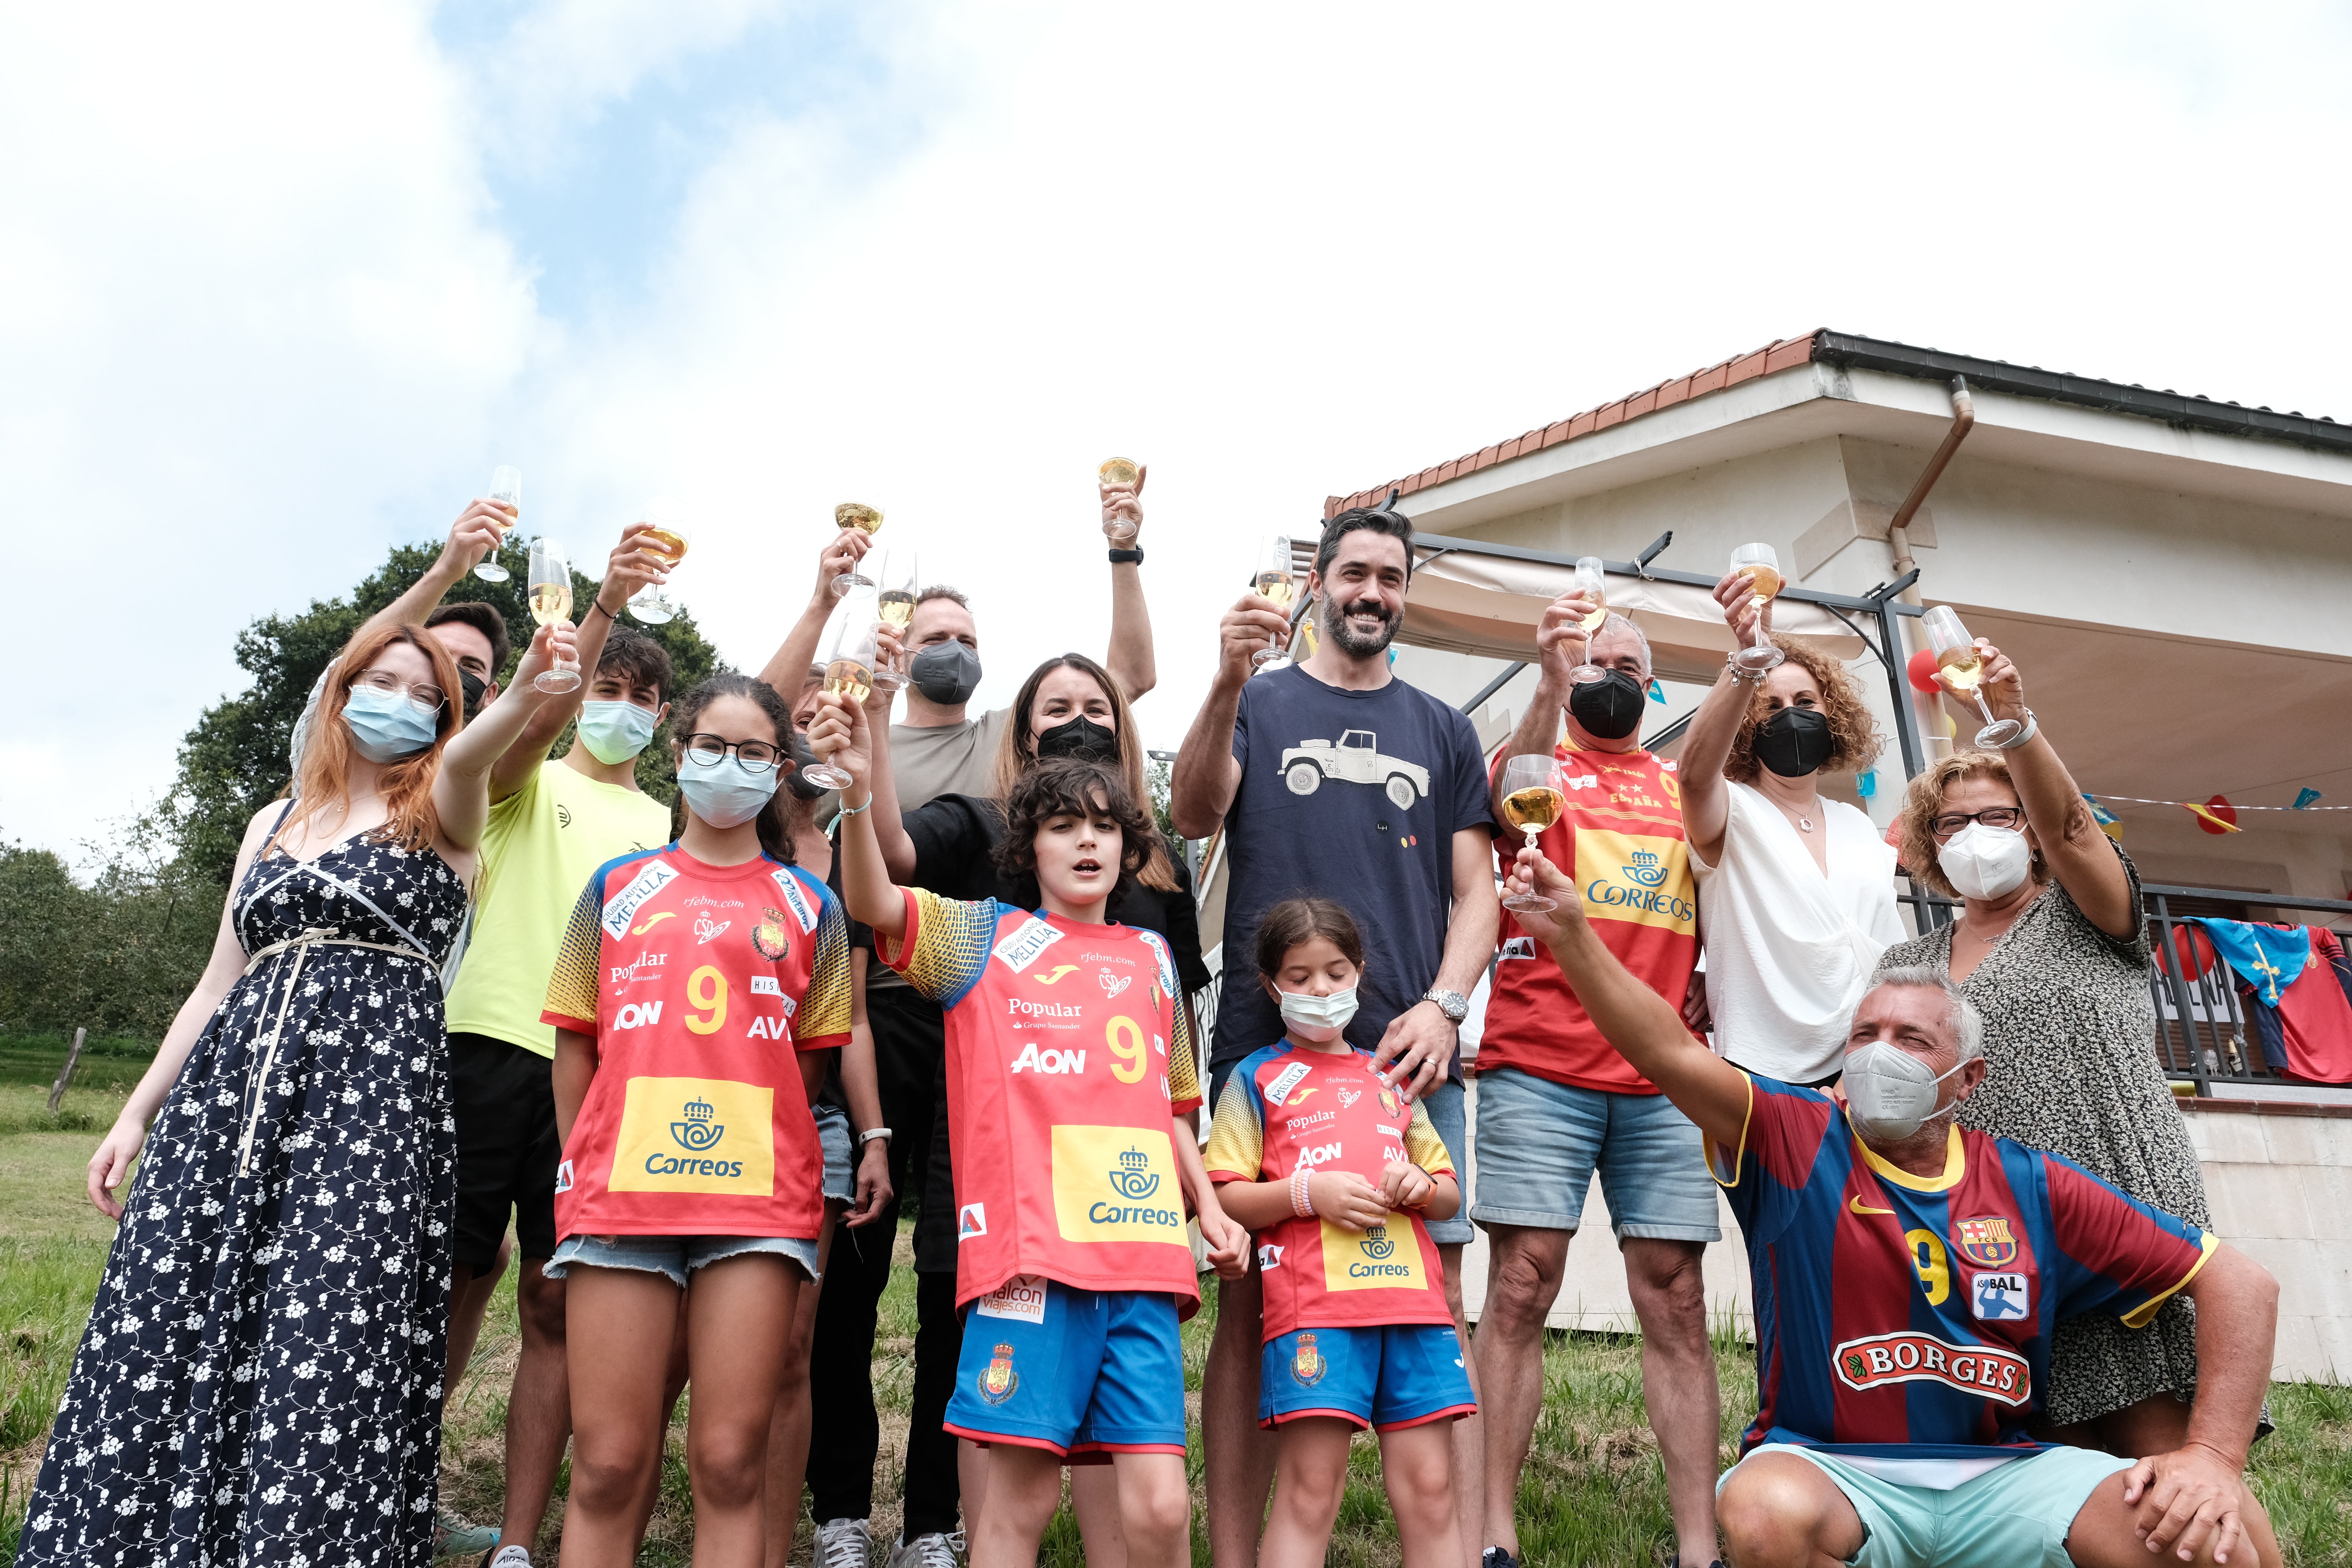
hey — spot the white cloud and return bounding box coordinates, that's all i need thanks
[6,0,2350,862]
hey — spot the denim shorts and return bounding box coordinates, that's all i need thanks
[1723,1444,2133,1567]
[544,1231,821,1290]
[1417,1080,1473,1246]
[815,1102,853,1205]
[1468,1068,1721,1241]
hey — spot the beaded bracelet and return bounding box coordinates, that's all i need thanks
[1291,1165,1316,1219]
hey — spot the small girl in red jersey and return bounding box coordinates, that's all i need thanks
[542,674,852,1566]
[1204,898,1472,1568]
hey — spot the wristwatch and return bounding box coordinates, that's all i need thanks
[1422,989,1470,1024]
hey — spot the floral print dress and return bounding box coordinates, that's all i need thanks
[19,831,466,1567]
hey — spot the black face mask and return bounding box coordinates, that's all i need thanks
[1753,706,1834,778]
[458,669,487,717]
[1035,715,1118,765]
[909,643,982,706]
[1566,669,1646,740]
[783,726,830,800]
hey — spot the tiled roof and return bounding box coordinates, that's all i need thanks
[1323,328,2352,519]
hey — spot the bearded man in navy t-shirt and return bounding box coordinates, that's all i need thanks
[1171,499,1499,1568]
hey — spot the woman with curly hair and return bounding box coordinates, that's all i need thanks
[1678,574,1903,1086]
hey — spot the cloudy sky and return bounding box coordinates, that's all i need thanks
[7,1,2351,862]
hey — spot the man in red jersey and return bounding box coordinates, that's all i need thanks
[1474,594,1723,1568]
[820,691,1248,1568]
[1502,843,2282,1568]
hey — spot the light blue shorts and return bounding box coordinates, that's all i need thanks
[1418,1079,1474,1246]
[1468,1067,1721,1241]
[815,1102,853,1205]
[1723,1444,2134,1568]
[545,1231,820,1290]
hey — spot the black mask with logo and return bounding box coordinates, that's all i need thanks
[909,643,982,706]
[1566,669,1647,741]
[1034,715,1118,765]
[1753,706,1834,778]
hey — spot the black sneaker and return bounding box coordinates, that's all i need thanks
[1482,1549,1522,1568]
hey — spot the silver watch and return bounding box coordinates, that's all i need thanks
[1423,989,1470,1024]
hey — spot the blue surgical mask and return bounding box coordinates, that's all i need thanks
[342,684,440,763]
[576,701,658,765]
[675,752,779,829]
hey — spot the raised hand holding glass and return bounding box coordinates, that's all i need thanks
[1567,556,1609,684]
[476,466,520,582]
[1728,542,1786,673]
[833,502,882,594]
[803,608,878,790]
[528,538,581,694]
[1920,605,2022,748]
[628,498,689,625]
[1497,755,1565,913]
[871,544,917,692]
[1253,534,1297,670]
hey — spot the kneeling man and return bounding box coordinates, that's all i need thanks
[1503,847,2278,1568]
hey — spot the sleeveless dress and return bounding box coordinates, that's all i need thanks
[1874,847,2213,1429]
[18,831,467,1568]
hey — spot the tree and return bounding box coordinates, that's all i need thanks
[0,816,220,1038]
[170,533,724,884]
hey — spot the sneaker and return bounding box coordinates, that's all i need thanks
[887,1530,966,1568]
[816,1518,874,1568]
[489,1549,533,1568]
[1665,1556,1726,1568]
[432,1506,498,1560]
[1482,1550,1523,1568]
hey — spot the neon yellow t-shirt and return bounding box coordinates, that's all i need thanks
[444,758,675,1058]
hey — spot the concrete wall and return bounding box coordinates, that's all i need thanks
[1455,1082,2350,1383]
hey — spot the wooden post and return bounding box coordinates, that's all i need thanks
[47,1026,88,1115]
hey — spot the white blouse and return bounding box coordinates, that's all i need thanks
[1689,780,1906,1084]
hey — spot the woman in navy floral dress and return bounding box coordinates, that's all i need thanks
[19,616,578,1567]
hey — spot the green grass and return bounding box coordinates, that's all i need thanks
[4,1025,2349,1564]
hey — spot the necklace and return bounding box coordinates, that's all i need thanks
[1770,796,1819,833]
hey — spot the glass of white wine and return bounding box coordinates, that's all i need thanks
[1566,555,1609,684]
[1728,542,1786,674]
[629,497,688,625]
[528,538,580,694]
[871,544,917,692]
[1920,605,2023,749]
[1497,755,1565,913]
[1100,457,1141,544]
[1253,533,1297,670]
[803,608,876,790]
[833,502,884,595]
[476,466,521,582]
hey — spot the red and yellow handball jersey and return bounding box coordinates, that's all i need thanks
[542,845,851,1242]
[877,890,1202,1312]
[1204,1043,1456,1341]
[1479,744,1698,1093]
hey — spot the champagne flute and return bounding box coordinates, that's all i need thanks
[1728,542,1786,674]
[803,608,876,790]
[528,538,581,694]
[1920,605,2023,748]
[1100,457,1141,544]
[1252,533,1297,670]
[1566,555,1609,685]
[476,466,520,582]
[833,502,884,595]
[871,544,917,692]
[1497,755,1565,913]
[629,497,688,625]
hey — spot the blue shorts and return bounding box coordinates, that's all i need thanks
[1259,1322,1475,1432]
[544,1231,820,1290]
[1469,1068,1721,1241]
[815,1102,853,1204]
[945,1279,1186,1459]
[1724,1444,2134,1567]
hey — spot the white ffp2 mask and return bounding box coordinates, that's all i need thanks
[1842,1042,1966,1142]
[1936,822,2033,902]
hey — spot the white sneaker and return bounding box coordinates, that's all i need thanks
[816,1517,873,1568]
[887,1529,965,1568]
[489,1550,533,1568]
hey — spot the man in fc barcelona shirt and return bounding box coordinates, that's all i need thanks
[821,691,1249,1568]
[1503,845,2282,1568]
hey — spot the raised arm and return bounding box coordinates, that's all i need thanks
[1171,584,1289,836]
[1502,842,1749,1149]
[367,498,513,646]
[1487,588,1595,821]
[756,529,873,698]
[812,692,908,943]
[435,622,576,853]
[1677,573,1773,863]
[1938,641,2134,938]
[1101,467,1156,701]
[487,522,672,800]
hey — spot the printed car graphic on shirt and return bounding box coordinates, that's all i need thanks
[1279,730,1430,810]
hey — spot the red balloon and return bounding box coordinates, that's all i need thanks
[1906,648,1944,694]
[2196,794,2239,835]
[2155,923,2218,982]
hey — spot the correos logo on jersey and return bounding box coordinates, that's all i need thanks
[1322,1219,1426,1291]
[1574,828,1695,933]
[1050,1125,1184,1244]
[609,1076,774,1195]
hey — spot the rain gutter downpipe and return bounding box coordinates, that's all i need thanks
[1886,376,1975,773]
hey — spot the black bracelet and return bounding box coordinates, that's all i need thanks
[1109,547,1144,565]
[586,599,618,624]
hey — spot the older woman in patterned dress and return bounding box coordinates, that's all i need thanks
[1873,635,2215,1459]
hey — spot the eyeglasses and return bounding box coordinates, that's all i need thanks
[1930,806,2023,839]
[355,668,446,713]
[681,733,783,773]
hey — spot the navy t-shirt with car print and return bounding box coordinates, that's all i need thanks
[1213,663,1493,1082]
